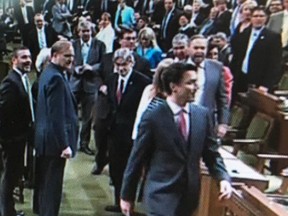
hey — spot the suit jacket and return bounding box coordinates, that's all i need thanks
[214,10,231,36]
[87,0,118,23]
[28,25,58,63]
[107,71,151,139]
[14,5,34,29]
[70,38,106,93]
[34,63,78,157]
[266,11,284,34]
[231,27,282,90]
[121,102,230,216]
[51,3,72,36]
[200,59,229,125]
[176,0,193,9]
[0,70,32,141]
[219,44,231,67]
[160,8,182,50]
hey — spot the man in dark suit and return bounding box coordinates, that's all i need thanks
[34,40,78,216]
[214,32,232,66]
[159,0,182,52]
[91,28,151,175]
[14,0,35,46]
[69,20,106,155]
[28,13,57,66]
[189,35,229,138]
[105,48,150,212]
[0,47,33,216]
[120,63,231,216]
[230,6,282,98]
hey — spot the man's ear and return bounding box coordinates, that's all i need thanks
[170,82,177,93]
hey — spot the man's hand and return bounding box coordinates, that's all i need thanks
[75,66,84,75]
[120,199,134,216]
[61,146,72,159]
[218,180,232,201]
[99,85,108,95]
[82,64,93,72]
[216,124,228,138]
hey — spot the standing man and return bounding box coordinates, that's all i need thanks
[91,28,150,175]
[170,33,191,62]
[70,20,106,155]
[105,48,150,212]
[120,63,232,216]
[159,0,182,52]
[231,6,282,98]
[14,0,35,46]
[28,13,57,65]
[188,35,229,138]
[34,40,78,216]
[0,47,33,216]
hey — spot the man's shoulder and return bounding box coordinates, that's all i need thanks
[270,11,284,20]
[204,59,223,71]
[190,103,209,115]
[132,70,151,84]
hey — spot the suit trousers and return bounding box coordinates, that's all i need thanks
[0,140,25,216]
[108,125,133,205]
[93,118,109,169]
[36,156,66,216]
[75,92,95,148]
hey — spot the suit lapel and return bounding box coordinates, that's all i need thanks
[188,104,197,152]
[121,71,135,104]
[76,40,83,64]
[87,39,93,63]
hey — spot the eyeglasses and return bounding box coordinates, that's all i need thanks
[123,37,136,41]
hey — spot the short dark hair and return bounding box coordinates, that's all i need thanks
[12,46,29,58]
[251,6,267,15]
[161,63,197,95]
[119,26,136,39]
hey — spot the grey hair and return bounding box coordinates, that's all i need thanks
[78,20,92,31]
[113,48,135,64]
[215,32,228,41]
[172,33,190,47]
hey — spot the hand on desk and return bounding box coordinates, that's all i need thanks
[120,199,134,216]
[218,180,232,200]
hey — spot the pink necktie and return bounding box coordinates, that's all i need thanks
[178,109,188,141]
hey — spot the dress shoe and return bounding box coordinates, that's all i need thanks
[104,205,121,213]
[16,210,25,216]
[91,165,104,175]
[79,147,94,155]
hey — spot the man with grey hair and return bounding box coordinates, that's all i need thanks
[188,34,229,138]
[171,33,191,62]
[105,48,150,212]
[69,20,106,156]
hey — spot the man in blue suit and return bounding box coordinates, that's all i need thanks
[120,63,231,216]
[34,40,78,216]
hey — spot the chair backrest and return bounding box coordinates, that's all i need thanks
[278,73,288,90]
[0,61,10,82]
[229,103,251,129]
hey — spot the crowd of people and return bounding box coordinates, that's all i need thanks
[0,0,288,215]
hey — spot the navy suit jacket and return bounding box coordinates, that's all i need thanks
[35,63,78,157]
[231,27,282,90]
[0,70,32,141]
[121,102,230,215]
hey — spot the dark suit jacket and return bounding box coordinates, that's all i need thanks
[34,63,78,157]
[14,5,34,28]
[69,38,106,93]
[28,25,58,63]
[230,27,282,90]
[214,10,231,36]
[121,102,230,215]
[0,70,32,141]
[107,71,151,140]
[160,8,182,51]
[87,0,118,23]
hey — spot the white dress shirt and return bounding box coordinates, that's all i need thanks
[96,24,115,53]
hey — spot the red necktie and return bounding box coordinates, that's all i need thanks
[116,79,124,104]
[178,109,188,141]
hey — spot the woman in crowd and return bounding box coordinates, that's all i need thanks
[132,58,174,140]
[207,43,233,106]
[232,0,258,36]
[96,12,115,53]
[136,27,163,70]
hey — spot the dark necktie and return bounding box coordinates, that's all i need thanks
[117,79,124,104]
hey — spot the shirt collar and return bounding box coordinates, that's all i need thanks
[189,59,205,68]
[13,67,25,77]
[251,26,264,36]
[81,38,91,47]
[166,97,190,115]
[118,68,133,83]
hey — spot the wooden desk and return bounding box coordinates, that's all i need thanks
[239,88,288,172]
[197,147,269,216]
